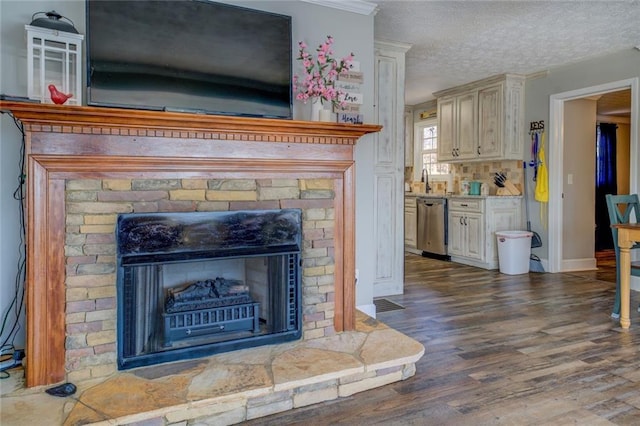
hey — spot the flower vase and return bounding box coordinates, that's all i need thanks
[311,98,323,121]
[319,108,334,122]
[310,99,335,122]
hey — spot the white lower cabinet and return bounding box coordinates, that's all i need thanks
[404,196,419,254]
[448,210,482,260]
[448,197,522,269]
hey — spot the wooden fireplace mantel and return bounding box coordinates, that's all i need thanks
[0,101,381,387]
[0,101,380,143]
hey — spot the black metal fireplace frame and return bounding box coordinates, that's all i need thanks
[115,209,302,370]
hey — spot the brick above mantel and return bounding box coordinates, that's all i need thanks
[0,101,381,387]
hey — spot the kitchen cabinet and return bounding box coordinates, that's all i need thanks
[404,196,420,254]
[373,40,411,297]
[448,199,483,261]
[435,74,525,162]
[448,196,523,269]
[437,92,477,162]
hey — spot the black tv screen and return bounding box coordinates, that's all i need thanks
[86,0,292,119]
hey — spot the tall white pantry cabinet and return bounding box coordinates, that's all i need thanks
[372,40,411,297]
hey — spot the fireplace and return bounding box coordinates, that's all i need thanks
[0,101,380,387]
[116,209,302,369]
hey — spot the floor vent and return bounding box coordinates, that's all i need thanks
[374,298,405,313]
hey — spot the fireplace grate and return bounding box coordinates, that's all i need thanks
[163,302,260,347]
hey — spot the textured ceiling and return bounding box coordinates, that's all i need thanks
[373,0,640,107]
[596,89,631,116]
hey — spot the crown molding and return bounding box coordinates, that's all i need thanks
[375,39,413,53]
[525,70,550,81]
[300,0,379,16]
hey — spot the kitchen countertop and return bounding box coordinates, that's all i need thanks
[405,192,522,199]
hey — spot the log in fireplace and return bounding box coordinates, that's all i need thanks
[116,209,302,369]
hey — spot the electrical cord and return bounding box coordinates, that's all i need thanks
[0,111,27,379]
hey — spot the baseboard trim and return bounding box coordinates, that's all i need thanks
[561,257,597,272]
[357,303,376,319]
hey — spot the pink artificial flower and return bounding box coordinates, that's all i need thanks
[293,35,355,108]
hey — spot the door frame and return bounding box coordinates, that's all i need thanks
[548,78,639,272]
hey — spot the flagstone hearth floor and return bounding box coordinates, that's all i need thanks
[1,312,424,426]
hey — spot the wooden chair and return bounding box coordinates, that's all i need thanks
[605,194,640,318]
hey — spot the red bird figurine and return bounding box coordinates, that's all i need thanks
[48,84,73,105]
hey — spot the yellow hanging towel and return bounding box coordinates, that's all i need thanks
[534,132,548,228]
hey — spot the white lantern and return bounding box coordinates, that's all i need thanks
[25,11,84,105]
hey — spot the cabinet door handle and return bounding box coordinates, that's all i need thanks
[477,146,481,155]
[460,217,463,225]
[464,217,467,226]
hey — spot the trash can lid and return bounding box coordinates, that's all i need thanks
[495,231,533,238]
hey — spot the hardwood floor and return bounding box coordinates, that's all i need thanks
[244,253,640,425]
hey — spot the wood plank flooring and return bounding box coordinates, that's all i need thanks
[243,253,640,425]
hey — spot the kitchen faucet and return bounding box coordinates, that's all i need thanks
[422,168,431,193]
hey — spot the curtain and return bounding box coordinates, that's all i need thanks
[595,123,618,250]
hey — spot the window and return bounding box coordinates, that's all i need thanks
[415,120,450,177]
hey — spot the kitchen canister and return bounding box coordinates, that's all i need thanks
[461,180,470,195]
[480,182,489,196]
[469,181,481,195]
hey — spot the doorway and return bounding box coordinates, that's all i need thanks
[594,105,632,254]
[548,78,639,273]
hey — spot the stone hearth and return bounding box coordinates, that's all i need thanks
[1,312,424,425]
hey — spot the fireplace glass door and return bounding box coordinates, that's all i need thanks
[116,210,302,369]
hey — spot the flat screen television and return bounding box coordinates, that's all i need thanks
[86,0,292,119]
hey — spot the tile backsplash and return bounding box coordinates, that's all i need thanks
[452,160,523,195]
[406,160,523,195]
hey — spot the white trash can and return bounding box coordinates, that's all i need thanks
[496,231,533,275]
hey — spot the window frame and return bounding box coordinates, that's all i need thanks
[413,118,452,187]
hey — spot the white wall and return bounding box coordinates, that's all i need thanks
[0,0,376,347]
[524,48,640,262]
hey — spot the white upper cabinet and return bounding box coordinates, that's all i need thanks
[435,74,525,163]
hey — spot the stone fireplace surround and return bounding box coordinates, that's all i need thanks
[0,101,382,388]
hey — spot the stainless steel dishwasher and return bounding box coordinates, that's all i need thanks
[416,197,448,257]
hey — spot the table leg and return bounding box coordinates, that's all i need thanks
[619,240,631,329]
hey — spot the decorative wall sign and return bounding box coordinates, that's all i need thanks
[337,113,364,124]
[339,71,364,84]
[336,70,364,117]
